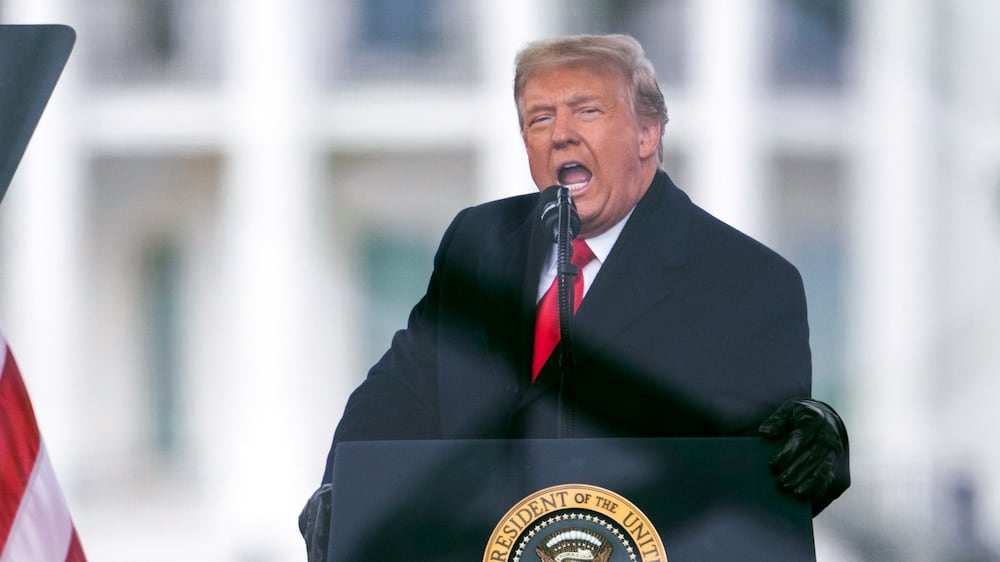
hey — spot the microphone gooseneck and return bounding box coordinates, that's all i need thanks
[538,185,581,438]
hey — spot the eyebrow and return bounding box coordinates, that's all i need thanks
[524,93,603,116]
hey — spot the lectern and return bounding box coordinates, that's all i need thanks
[327,437,815,561]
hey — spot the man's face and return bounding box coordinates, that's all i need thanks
[520,64,660,238]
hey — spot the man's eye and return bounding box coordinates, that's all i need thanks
[529,115,552,126]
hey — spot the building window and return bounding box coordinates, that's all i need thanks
[361,0,440,55]
[565,0,689,86]
[768,0,851,90]
[360,228,435,364]
[325,150,476,369]
[142,239,182,459]
[769,154,847,401]
[86,153,220,477]
[83,0,223,85]
[140,0,178,64]
[326,0,476,83]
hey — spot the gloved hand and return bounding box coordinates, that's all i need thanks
[758,398,848,511]
[299,483,333,562]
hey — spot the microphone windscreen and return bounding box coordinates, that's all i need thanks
[539,186,580,242]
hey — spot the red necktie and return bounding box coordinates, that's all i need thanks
[532,239,596,380]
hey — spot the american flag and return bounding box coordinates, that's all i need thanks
[0,331,86,561]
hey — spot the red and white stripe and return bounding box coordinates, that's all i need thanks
[1,333,86,562]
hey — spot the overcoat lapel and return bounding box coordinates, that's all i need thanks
[442,195,550,436]
[478,207,549,382]
[573,172,691,365]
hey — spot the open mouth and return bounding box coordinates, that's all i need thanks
[558,163,592,191]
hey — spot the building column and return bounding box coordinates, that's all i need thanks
[687,0,768,238]
[848,0,936,552]
[212,0,317,557]
[474,0,552,202]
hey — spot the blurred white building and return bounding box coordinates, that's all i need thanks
[1,0,998,560]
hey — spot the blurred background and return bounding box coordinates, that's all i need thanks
[1,0,999,560]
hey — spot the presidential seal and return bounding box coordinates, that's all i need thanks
[483,484,667,562]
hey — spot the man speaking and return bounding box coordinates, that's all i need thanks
[300,33,849,560]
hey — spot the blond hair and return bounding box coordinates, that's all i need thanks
[513,34,668,162]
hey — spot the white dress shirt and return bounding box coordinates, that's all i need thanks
[536,209,634,303]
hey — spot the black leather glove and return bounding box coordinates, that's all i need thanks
[758,398,849,513]
[299,483,333,562]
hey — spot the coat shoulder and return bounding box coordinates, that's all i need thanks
[684,196,801,278]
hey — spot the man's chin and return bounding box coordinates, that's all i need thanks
[577,213,601,238]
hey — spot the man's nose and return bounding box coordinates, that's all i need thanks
[551,114,579,147]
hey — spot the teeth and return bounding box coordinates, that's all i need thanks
[565,182,587,191]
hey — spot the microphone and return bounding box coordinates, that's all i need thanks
[539,185,580,243]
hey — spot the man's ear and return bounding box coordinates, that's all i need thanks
[638,119,661,160]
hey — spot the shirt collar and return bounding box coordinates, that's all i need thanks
[580,207,633,264]
[542,207,634,276]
